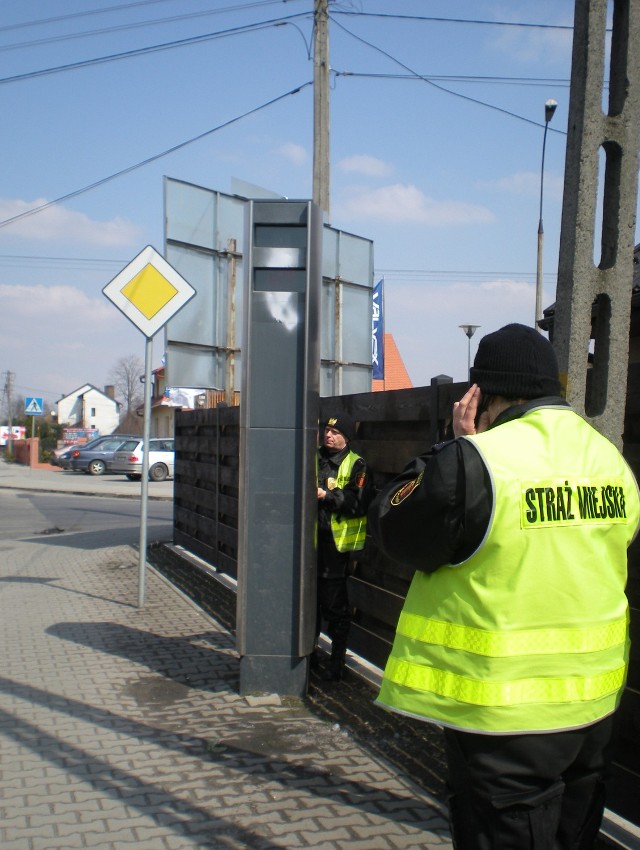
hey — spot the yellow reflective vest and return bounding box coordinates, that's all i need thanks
[330,450,368,553]
[377,405,640,734]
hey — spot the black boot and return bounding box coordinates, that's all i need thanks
[320,644,346,682]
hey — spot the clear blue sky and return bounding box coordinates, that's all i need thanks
[0,0,632,407]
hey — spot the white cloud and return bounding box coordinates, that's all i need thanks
[0,282,111,320]
[490,171,540,195]
[381,275,538,385]
[489,8,573,64]
[390,277,533,319]
[0,282,144,401]
[493,27,572,64]
[275,143,308,166]
[338,183,494,225]
[338,155,393,177]
[0,198,141,246]
[478,171,564,202]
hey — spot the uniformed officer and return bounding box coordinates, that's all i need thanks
[316,412,372,681]
[368,324,640,849]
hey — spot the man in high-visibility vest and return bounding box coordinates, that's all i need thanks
[316,412,372,682]
[368,324,640,849]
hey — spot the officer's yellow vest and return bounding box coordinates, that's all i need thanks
[330,450,367,553]
[377,406,640,733]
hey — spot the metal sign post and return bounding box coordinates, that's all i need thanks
[103,245,196,607]
[138,336,153,607]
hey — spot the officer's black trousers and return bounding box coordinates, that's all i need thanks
[443,715,614,850]
[317,575,351,649]
[316,529,351,654]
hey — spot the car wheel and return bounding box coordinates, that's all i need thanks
[149,463,168,482]
[126,473,141,481]
[88,459,106,476]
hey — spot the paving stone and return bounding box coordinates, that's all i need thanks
[0,513,453,850]
[34,834,86,850]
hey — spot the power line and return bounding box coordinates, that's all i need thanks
[0,0,304,37]
[0,254,125,269]
[0,81,313,230]
[12,381,67,399]
[0,6,569,138]
[0,253,124,262]
[376,268,557,282]
[0,1,308,53]
[0,13,312,84]
[333,11,574,31]
[330,16,567,134]
[0,6,571,231]
[335,71,572,89]
[0,5,574,44]
[0,0,181,34]
[0,256,557,282]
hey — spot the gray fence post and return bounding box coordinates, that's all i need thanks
[430,374,454,447]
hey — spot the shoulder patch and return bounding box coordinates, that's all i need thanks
[390,471,424,506]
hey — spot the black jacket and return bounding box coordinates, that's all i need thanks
[367,397,570,572]
[317,444,371,532]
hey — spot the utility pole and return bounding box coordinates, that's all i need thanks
[313,0,330,221]
[3,371,14,458]
[553,0,640,449]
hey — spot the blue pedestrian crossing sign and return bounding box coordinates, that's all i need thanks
[25,397,44,415]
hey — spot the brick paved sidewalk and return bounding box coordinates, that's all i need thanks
[0,537,452,850]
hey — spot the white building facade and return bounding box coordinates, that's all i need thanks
[55,384,121,436]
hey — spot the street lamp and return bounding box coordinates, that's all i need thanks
[534,98,558,331]
[459,324,481,380]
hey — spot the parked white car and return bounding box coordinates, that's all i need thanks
[111,438,175,482]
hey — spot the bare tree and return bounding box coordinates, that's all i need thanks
[109,354,144,417]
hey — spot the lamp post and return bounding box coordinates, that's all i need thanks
[459,324,480,380]
[534,99,558,331]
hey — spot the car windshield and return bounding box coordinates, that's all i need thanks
[77,438,124,453]
[103,440,121,451]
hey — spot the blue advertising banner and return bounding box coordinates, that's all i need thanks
[372,279,384,380]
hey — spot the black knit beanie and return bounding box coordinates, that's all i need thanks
[469,323,562,399]
[323,413,355,442]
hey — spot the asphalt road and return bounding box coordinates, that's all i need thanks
[0,489,174,548]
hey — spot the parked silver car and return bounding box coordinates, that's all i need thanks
[69,435,137,475]
[111,438,175,482]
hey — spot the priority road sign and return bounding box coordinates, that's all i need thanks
[25,397,43,415]
[102,245,196,338]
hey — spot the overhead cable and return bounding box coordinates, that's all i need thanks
[0,81,313,230]
[0,13,312,83]
[330,16,567,134]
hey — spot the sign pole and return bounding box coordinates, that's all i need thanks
[138,335,153,608]
[102,245,196,609]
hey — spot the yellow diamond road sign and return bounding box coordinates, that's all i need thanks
[103,245,196,338]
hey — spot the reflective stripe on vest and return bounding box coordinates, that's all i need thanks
[377,406,640,734]
[383,656,627,707]
[395,611,628,656]
[331,450,367,552]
